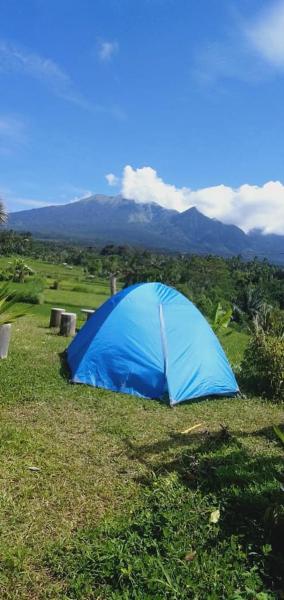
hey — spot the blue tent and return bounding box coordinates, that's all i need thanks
[67,282,239,405]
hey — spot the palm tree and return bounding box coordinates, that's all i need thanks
[0,199,7,225]
[235,285,264,320]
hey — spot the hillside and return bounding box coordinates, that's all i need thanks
[8,194,284,263]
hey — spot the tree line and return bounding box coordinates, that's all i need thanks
[1,231,283,325]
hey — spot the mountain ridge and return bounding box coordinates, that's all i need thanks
[7,194,284,263]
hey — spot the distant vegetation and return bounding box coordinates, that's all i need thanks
[1,229,284,322]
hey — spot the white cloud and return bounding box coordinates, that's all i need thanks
[0,116,23,137]
[122,165,189,211]
[195,1,284,84]
[121,165,284,235]
[0,40,91,108]
[1,182,95,213]
[0,115,27,155]
[246,1,284,68]
[0,41,69,86]
[57,185,94,202]
[0,40,125,118]
[105,173,119,186]
[3,195,50,211]
[13,198,50,208]
[98,40,119,62]
[69,191,94,203]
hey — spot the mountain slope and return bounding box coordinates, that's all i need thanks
[9,195,188,250]
[172,207,249,255]
[8,194,284,262]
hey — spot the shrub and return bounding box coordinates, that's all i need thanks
[15,290,44,304]
[11,277,45,305]
[0,283,28,325]
[195,293,213,317]
[0,270,11,282]
[241,331,284,401]
[254,306,284,337]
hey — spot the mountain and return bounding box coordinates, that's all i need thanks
[248,230,284,262]
[8,195,188,250]
[172,206,249,256]
[7,194,284,263]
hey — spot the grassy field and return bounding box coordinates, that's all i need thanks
[0,258,283,599]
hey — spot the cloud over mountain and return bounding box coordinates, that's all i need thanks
[119,165,284,235]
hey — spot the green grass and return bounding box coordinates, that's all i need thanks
[47,471,281,600]
[0,256,283,599]
[0,256,83,279]
[0,255,111,320]
[219,328,249,368]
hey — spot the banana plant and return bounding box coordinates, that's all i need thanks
[212,302,233,334]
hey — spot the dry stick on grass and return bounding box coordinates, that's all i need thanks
[180,423,204,434]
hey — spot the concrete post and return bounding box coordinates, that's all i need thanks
[81,309,95,320]
[60,312,77,336]
[110,274,117,296]
[49,307,65,328]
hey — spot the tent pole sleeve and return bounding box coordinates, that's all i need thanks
[159,304,173,403]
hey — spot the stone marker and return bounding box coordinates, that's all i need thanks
[109,274,117,296]
[60,312,77,336]
[49,307,65,328]
[0,323,12,359]
[81,309,95,320]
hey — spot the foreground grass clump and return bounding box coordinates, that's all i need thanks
[46,426,284,600]
[241,331,284,402]
[46,472,276,600]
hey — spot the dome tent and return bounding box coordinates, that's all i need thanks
[67,282,238,405]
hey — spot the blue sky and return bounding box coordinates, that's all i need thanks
[1,0,284,234]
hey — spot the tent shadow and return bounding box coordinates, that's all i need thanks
[172,392,240,407]
[123,424,283,482]
[58,350,71,382]
[141,391,240,409]
[251,423,284,445]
